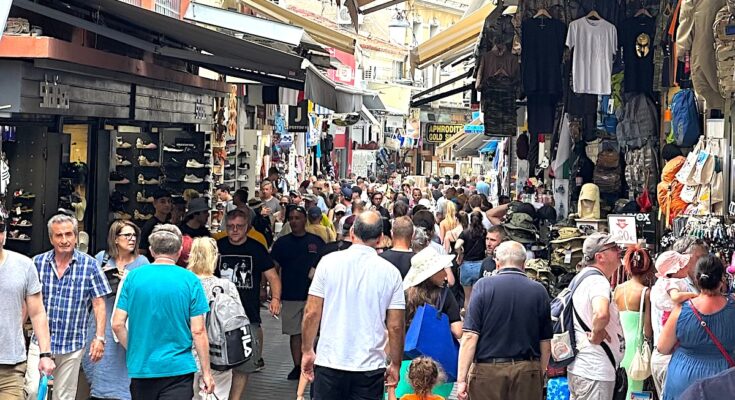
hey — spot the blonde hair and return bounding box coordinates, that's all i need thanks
[188,237,218,276]
[408,356,444,396]
[443,201,458,230]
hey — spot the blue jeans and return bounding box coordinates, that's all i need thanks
[460,260,483,286]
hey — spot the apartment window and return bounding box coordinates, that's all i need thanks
[155,0,180,18]
[412,19,422,46]
[393,61,404,80]
[120,0,142,5]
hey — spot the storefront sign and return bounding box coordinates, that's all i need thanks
[288,100,309,132]
[464,124,484,134]
[608,215,638,245]
[39,77,70,109]
[425,123,462,143]
[327,48,356,86]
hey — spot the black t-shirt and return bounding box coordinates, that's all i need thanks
[464,268,553,360]
[140,215,167,259]
[380,249,415,278]
[318,240,352,259]
[216,237,274,323]
[441,288,462,324]
[271,233,325,301]
[178,223,211,239]
[619,15,655,94]
[458,231,486,262]
[481,257,496,275]
[521,17,567,95]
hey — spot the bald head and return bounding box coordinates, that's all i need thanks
[495,241,527,269]
[351,211,384,246]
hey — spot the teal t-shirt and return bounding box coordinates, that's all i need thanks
[117,264,209,378]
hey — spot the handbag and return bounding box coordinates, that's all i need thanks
[628,287,652,380]
[689,300,735,367]
[675,139,702,185]
[404,285,460,381]
[679,184,699,204]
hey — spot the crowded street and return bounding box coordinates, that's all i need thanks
[2,0,735,400]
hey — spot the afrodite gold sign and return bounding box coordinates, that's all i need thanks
[425,123,463,143]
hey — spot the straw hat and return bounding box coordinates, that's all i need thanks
[403,246,455,290]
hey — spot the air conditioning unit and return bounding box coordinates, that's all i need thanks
[362,66,377,81]
[336,6,364,26]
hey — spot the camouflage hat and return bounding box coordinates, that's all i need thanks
[503,226,537,244]
[504,212,537,233]
[550,227,584,242]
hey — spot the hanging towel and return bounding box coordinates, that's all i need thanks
[279,87,300,106]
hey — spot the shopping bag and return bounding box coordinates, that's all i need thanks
[404,287,459,382]
[38,375,52,400]
[628,288,651,380]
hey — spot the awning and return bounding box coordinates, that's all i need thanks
[241,0,356,54]
[453,133,488,158]
[478,140,499,153]
[304,61,363,112]
[365,82,412,115]
[20,0,305,81]
[360,105,380,125]
[410,70,473,107]
[411,2,495,69]
[363,94,386,110]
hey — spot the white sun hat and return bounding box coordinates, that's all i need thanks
[403,246,455,290]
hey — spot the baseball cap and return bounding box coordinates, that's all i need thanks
[341,186,352,198]
[334,204,347,214]
[303,194,317,203]
[655,251,691,278]
[307,206,322,219]
[287,204,307,217]
[582,233,617,262]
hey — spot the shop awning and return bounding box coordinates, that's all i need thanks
[410,69,473,107]
[411,2,495,69]
[363,94,386,111]
[453,133,487,158]
[20,0,305,81]
[304,61,363,112]
[478,140,499,153]
[241,0,356,55]
[360,105,380,125]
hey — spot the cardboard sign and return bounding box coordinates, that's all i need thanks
[608,215,637,245]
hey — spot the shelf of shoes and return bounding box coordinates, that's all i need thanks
[111,127,161,225]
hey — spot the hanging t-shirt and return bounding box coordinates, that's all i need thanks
[521,17,567,95]
[566,17,618,95]
[619,15,656,94]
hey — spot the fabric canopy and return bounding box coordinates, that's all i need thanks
[304,62,363,112]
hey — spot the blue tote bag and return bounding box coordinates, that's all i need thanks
[404,286,459,381]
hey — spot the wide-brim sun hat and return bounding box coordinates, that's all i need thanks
[403,246,455,290]
[655,251,691,278]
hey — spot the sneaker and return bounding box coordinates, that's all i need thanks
[136,138,158,150]
[224,170,235,181]
[138,174,159,185]
[237,151,252,158]
[237,174,249,182]
[116,137,132,149]
[287,365,300,380]
[134,210,153,220]
[110,172,130,184]
[163,145,184,153]
[116,155,132,166]
[186,159,206,168]
[138,155,160,167]
[136,192,154,203]
[113,211,132,220]
[184,174,204,183]
[254,358,265,372]
[238,162,250,170]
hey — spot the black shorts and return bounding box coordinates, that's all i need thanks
[130,373,194,400]
[313,366,385,400]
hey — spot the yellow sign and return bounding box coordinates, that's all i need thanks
[425,123,463,143]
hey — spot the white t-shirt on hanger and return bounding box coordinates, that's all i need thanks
[566,17,618,95]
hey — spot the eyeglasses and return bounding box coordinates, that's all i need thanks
[226,224,247,231]
[118,232,137,240]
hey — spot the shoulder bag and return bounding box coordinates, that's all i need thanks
[689,300,735,368]
[628,287,652,380]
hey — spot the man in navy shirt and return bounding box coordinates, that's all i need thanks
[457,241,552,400]
[271,205,325,380]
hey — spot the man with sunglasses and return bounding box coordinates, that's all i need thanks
[139,189,172,260]
[370,192,391,237]
[567,233,625,400]
[271,205,325,380]
[0,216,55,399]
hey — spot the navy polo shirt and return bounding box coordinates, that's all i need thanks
[463,268,553,360]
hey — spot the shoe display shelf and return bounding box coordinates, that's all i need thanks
[111,127,161,226]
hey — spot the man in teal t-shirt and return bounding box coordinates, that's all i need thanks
[112,224,214,400]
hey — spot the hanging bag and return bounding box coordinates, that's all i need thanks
[628,287,652,380]
[679,184,700,204]
[689,300,735,368]
[675,139,703,185]
[693,140,716,185]
[404,284,460,381]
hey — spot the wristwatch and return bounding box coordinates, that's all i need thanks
[39,352,52,359]
[94,335,106,344]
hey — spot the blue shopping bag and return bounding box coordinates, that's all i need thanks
[38,375,53,400]
[404,286,459,382]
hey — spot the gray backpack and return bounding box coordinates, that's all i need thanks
[206,285,253,371]
[616,94,658,149]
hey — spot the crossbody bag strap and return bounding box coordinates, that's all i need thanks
[688,300,735,368]
[637,287,647,339]
[570,268,617,369]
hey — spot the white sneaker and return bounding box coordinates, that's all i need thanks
[116,137,132,149]
[186,159,206,168]
[136,192,154,203]
[134,210,153,221]
[163,145,184,153]
[138,155,160,167]
[184,174,204,183]
[116,156,132,166]
[237,175,249,182]
[136,138,158,150]
[138,174,159,185]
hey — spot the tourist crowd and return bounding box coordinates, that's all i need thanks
[1,170,735,400]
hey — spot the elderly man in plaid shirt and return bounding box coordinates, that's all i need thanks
[25,214,110,400]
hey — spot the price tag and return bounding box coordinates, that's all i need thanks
[564,250,572,264]
[608,215,637,245]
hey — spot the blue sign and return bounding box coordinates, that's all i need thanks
[464,124,484,134]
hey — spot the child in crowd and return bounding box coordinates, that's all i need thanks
[651,251,699,326]
[388,357,445,400]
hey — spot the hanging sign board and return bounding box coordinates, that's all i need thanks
[608,215,637,245]
[425,123,463,143]
[288,100,309,132]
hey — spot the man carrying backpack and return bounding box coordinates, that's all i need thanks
[112,225,215,400]
[567,233,625,400]
[456,241,552,400]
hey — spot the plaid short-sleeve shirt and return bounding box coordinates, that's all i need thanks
[34,249,111,355]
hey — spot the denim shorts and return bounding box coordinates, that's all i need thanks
[460,260,483,286]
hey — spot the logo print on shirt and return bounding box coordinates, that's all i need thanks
[219,255,254,290]
[635,33,650,58]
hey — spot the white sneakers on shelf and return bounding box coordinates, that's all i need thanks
[116,155,132,166]
[136,138,157,150]
[116,137,132,149]
[184,174,204,183]
[138,155,160,167]
[186,159,206,168]
[163,145,184,153]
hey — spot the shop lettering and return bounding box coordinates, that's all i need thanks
[425,123,463,143]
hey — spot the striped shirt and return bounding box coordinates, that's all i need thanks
[33,249,111,355]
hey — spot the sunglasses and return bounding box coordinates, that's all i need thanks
[118,232,137,240]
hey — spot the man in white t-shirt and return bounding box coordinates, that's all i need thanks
[568,233,625,400]
[301,211,405,400]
